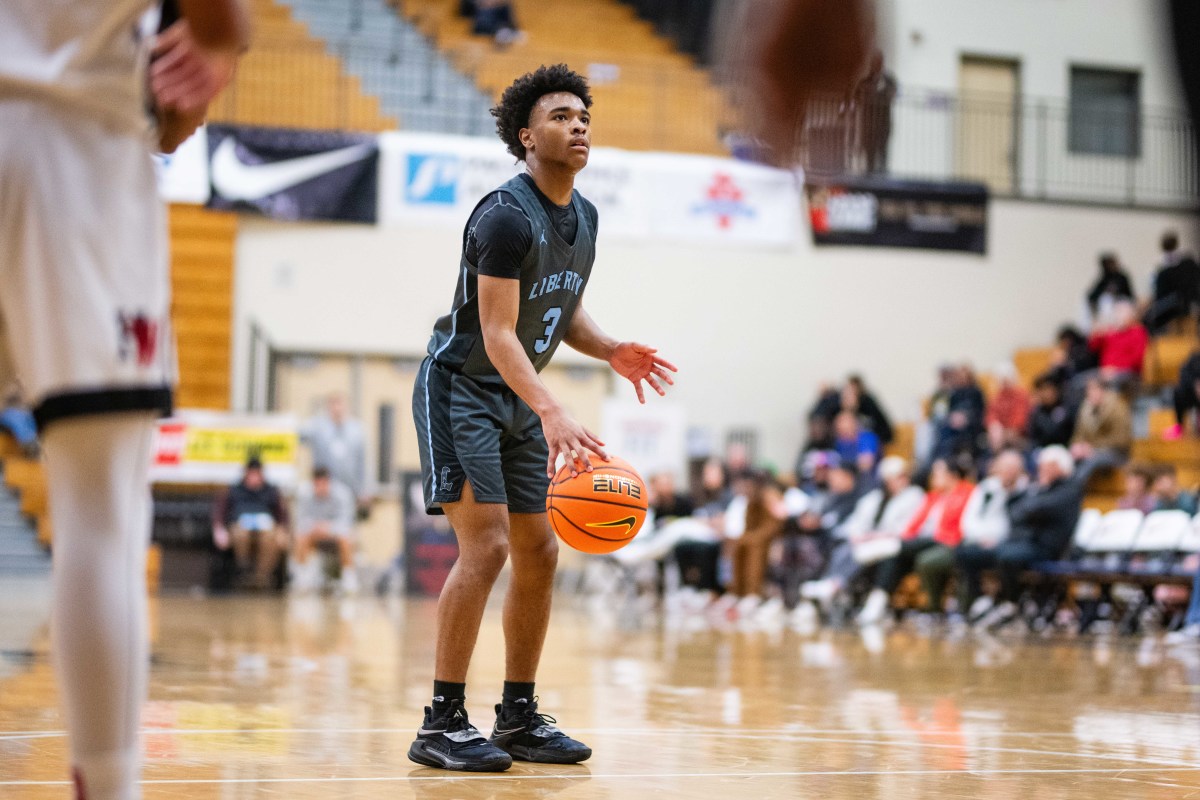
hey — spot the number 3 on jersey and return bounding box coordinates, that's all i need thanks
[533,307,562,354]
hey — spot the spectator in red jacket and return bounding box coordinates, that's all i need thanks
[1087,300,1148,387]
[986,362,1031,454]
[857,455,975,625]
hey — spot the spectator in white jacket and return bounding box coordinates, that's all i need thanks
[950,449,1028,619]
[796,456,925,614]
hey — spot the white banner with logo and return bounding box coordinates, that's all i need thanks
[164,127,802,248]
[601,400,688,486]
[155,126,211,205]
[645,153,801,248]
[379,131,797,248]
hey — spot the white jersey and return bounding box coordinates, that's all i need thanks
[0,0,155,135]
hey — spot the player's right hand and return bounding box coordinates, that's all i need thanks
[150,20,239,117]
[540,407,608,478]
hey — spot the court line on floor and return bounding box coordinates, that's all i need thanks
[3,729,1196,770]
[3,766,1200,788]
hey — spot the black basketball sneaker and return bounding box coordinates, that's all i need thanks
[489,698,592,764]
[408,700,513,772]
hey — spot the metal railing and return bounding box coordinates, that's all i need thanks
[803,89,1197,209]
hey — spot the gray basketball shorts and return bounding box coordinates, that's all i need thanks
[413,357,550,515]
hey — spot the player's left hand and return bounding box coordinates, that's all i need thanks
[150,19,238,116]
[609,342,678,404]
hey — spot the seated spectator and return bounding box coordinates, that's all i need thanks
[1143,230,1200,335]
[1087,300,1149,387]
[846,374,894,445]
[1057,325,1099,380]
[472,0,523,45]
[805,375,894,456]
[779,460,862,617]
[797,456,925,613]
[946,450,1028,620]
[1070,378,1132,485]
[722,472,787,616]
[213,457,290,590]
[1164,347,1200,440]
[985,363,1031,455]
[1027,376,1076,452]
[857,455,975,625]
[833,410,881,475]
[926,365,986,469]
[0,389,38,456]
[1151,464,1198,514]
[1086,251,1136,325]
[291,467,358,594]
[1117,465,1157,514]
[649,472,695,522]
[964,446,1083,630]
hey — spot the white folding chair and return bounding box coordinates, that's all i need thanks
[1072,508,1103,550]
[1084,509,1144,555]
[1132,510,1192,554]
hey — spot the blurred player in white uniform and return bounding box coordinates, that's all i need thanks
[0,2,247,798]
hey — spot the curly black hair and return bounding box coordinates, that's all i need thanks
[492,64,593,161]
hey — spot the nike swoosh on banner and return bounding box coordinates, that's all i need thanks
[587,516,637,535]
[210,137,374,201]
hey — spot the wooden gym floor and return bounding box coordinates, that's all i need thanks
[2,579,1199,799]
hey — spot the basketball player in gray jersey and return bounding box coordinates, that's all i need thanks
[410,64,677,772]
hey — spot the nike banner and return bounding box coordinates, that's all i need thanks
[805,176,989,254]
[206,125,380,223]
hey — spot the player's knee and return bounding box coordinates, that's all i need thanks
[466,531,511,575]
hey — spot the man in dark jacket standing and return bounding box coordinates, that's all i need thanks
[1144,231,1200,335]
[959,445,1082,630]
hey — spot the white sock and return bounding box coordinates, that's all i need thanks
[42,413,157,800]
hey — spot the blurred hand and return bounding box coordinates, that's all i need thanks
[151,20,238,117]
[213,525,230,550]
[609,342,678,404]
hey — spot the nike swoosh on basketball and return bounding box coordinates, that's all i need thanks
[587,516,637,534]
[210,137,374,201]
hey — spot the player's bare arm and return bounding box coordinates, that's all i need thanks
[152,0,250,119]
[564,304,678,405]
[478,275,607,477]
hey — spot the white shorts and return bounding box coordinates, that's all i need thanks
[0,100,175,429]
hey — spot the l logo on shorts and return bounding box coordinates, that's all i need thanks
[439,466,454,493]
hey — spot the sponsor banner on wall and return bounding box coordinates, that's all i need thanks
[154,125,211,204]
[206,125,380,223]
[150,410,300,488]
[601,400,688,487]
[805,176,989,254]
[647,153,801,248]
[378,131,651,240]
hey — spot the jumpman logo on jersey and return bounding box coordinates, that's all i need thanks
[538,230,548,246]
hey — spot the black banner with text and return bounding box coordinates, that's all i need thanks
[805,176,988,254]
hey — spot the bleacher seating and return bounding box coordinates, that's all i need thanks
[208,0,398,132]
[280,0,495,135]
[170,205,238,411]
[395,0,729,154]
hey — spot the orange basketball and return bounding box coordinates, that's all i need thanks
[546,455,648,554]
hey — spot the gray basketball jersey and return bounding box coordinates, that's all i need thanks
[426,175,597,384]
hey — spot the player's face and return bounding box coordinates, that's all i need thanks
[525,92,591,170]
